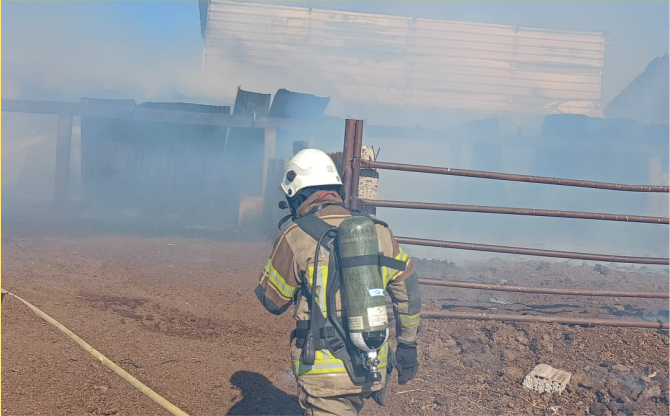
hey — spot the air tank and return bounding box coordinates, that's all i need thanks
[337,216,389,381]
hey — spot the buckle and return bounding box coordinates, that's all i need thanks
[327,337,346,354]
[320,326,335,338]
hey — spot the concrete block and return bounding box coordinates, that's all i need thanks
[361,145,376,162]
[358,145,378,216]
[522,364,572,394]
[326,145,378,216]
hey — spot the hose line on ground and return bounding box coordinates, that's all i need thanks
[2,289,189,416]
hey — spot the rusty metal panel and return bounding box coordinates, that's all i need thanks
[269,89,331,158]
[268,89,330,119]
[203,1,605,116]
[231,88,271,117]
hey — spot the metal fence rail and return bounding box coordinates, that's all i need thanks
[361,160,670,192]
[340,119,669,266]
[419,278,670,299]
[360,198,669,224]
[342,119,669,329]
[396,236,669,265]
[417,310,669,330]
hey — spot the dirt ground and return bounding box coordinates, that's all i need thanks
[1,220,668,415]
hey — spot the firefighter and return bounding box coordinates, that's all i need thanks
[255,149,421,416]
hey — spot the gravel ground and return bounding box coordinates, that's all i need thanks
[2,221,668,415]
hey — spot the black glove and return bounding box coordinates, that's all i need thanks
[396,343,419,385]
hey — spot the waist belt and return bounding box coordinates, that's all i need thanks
[292,321,341,350]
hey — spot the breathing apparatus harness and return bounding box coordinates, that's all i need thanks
[279,196,406,385]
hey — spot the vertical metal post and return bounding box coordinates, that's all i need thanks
[350,120,364,211]
[341,119,356,209]
[54,113,73,206]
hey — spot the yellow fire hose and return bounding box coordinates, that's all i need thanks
[2,289,189,416]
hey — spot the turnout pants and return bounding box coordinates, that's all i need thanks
[298,386,372,416]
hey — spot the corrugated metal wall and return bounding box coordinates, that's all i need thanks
[202,1,605,116]
[80,100,235,226]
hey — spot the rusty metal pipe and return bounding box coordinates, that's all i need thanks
[363,160,669,193]
[341,120,356,208]
[349,120,364,211]
[419,278,669,299]
[359,198,669,224]
[395,236,670,265]
[414,310,669,330]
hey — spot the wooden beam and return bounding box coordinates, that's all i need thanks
[54,114,73,205]
[0,99,340,131]
[3,99,665,156]
[261,128,277,198]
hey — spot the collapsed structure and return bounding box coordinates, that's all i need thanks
[75,89,332,228]
[2,1,667,240]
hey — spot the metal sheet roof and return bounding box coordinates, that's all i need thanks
[202,1,604,116]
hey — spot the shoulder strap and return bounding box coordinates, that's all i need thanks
[278,202,347,232]
[294,214,334,243]
[351,211,389,228]
[339,253,406,272]
[379,255,407,271]
[371,217,389,228]
[297,213,404,273]
[277,213,294,230]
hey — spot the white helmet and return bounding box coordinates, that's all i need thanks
[280,149,342,197]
